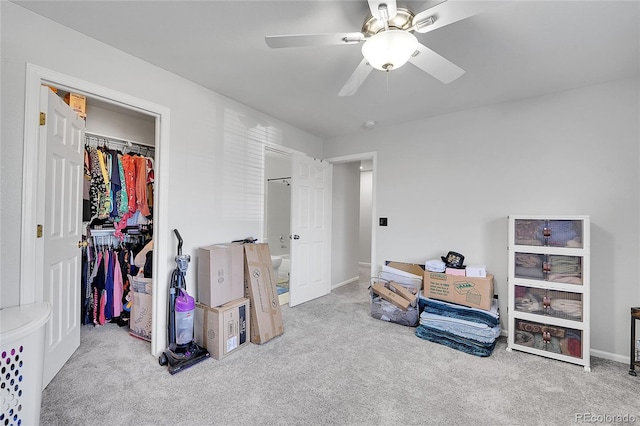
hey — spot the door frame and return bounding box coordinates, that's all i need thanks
[20,63,171,356]
[325,152,377,280]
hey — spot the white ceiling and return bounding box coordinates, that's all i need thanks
[13,1,640,140]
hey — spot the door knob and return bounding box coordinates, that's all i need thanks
[77,240,88,248]
[289,234,300,240]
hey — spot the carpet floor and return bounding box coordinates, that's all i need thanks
[40,269,639,425]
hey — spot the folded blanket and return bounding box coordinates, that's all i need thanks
[515,265,544,279]
[537,221,577,247]
[547,274,582,285]
[415,325,497,357]
[515,253,542,268]
[418,296,499,327]
[549,255,581,275]
[514,220,543,245]
[420,313,501,343]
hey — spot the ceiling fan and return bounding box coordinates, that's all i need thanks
[265,0,498,96]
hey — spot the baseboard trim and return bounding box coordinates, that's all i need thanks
[332,276,359,290]
[590,348,629,364]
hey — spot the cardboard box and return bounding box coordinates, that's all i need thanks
[381,261,424,291]
[130,276,152,341]
[466,265,487,278]
[243,243,284,344]
[372,283,411,310]
[423,272,495,311]
[386,261,425,279]
[389,281,418,306]
[194,298,250,360]
[445,267,466,276]
[198,243,245,308]
[64,92,86,114]
[42,84,58,94]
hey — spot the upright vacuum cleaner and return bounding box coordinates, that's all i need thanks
[158,229,209,374]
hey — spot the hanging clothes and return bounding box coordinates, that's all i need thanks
[109,149,123,221]
[134,156,151,217]
[84,134,154,236]
[96,149,112,218]
[87,147,110,221]
[83,134,154,332]
[117,154,129,216]
[84,230,148,327]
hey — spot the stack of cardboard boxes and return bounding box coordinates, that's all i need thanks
[195,242,283,360]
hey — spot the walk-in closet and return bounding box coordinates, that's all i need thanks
[54,87,157,342]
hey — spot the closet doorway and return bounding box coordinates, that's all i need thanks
[20,64,171,387]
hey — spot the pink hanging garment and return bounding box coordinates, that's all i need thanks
[112,254,124,317]
[99,289,107,326]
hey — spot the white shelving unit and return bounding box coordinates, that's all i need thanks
[507,215,590,371]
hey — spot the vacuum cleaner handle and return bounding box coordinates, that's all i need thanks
[174,229,183,255]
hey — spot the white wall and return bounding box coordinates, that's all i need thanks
[324,77,640,360]
[85,103,155,146]
[0,2,322,315]
[359,170,373,264]
[331,162,361,287]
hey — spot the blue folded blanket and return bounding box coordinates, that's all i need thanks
[418,296,499,328]
[415,324,498,357]
[420,312,501,344]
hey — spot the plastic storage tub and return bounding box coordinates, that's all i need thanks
[0,303,51,426]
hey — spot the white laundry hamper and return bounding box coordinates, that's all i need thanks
[0,303,51,426]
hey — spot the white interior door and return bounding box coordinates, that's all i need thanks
[289,152,332,306]
[40,86,84,388]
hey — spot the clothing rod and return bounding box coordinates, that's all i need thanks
[85,131,155,148]
[85,136,154,157]
[267,176,291,182]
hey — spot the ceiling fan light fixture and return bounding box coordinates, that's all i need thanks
[361,30,418,71]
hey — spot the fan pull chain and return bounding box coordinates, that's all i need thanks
[386,70,390,95]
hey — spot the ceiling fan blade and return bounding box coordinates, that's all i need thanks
[338,58,373,97]
[413,0,502,34]
[409,43,465,84]
[368,0,397,21]
[265,32,364,48]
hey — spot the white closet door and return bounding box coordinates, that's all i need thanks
[40,86,84,388]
